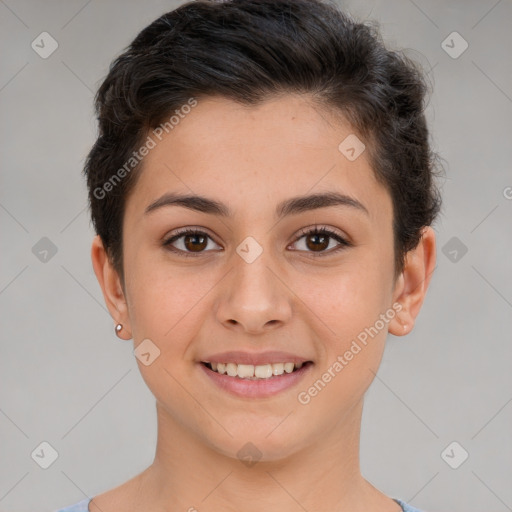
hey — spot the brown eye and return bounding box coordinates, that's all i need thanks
[292,226,351,256]
[163,226,351,258]
[182,232,208,252]
[304,232,330,252]
[163,229,220,257]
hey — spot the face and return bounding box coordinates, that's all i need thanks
[93,94,427,461]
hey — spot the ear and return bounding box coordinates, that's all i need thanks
[91,235,132,339]
[388,226,436,336]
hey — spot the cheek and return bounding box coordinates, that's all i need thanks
[298,259,392,343]
[124,242,196,333]
[129,272,202,341]
[292,261,392,404]
[125,261,212,420]
[125,252,226,388]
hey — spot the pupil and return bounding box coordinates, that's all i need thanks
[307,233,328,251]
[185,234,207,252]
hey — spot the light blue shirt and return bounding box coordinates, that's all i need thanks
[54,496,426,511]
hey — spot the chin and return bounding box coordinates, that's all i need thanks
[204,420,310,464]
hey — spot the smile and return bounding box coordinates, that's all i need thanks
[199,360,314,398]
[202,361,306,379]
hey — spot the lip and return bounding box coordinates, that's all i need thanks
[200,350,312,366]
[198,360,314,399]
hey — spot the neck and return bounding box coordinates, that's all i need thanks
[133,398,398,512]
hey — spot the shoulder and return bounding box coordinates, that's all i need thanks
[394,498,427,512]
[53,497,91,512]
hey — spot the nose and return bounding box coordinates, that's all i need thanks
[214,248,293,335]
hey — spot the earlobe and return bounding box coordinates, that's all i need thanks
[388,227,436,337]
[90,235,132,339]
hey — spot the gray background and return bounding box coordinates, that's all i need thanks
[1,0,511,511]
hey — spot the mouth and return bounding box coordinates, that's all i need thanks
[200,361,312,379]
[198,360,314,399]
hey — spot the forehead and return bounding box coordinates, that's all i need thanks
[124,94,392,224]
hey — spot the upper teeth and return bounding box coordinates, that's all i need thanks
[208,362,304,379]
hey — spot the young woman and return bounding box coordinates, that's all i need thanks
[56,0,441,510]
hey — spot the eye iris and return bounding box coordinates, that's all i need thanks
[184,233,207,252]
[306,232,329,251]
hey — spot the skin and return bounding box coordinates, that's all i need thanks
[90,94,436,512]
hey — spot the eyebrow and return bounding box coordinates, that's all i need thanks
[144,191,369,218]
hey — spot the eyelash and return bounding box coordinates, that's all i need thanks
[162,225,352,258]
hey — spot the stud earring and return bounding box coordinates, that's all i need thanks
[115,323,123,338]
